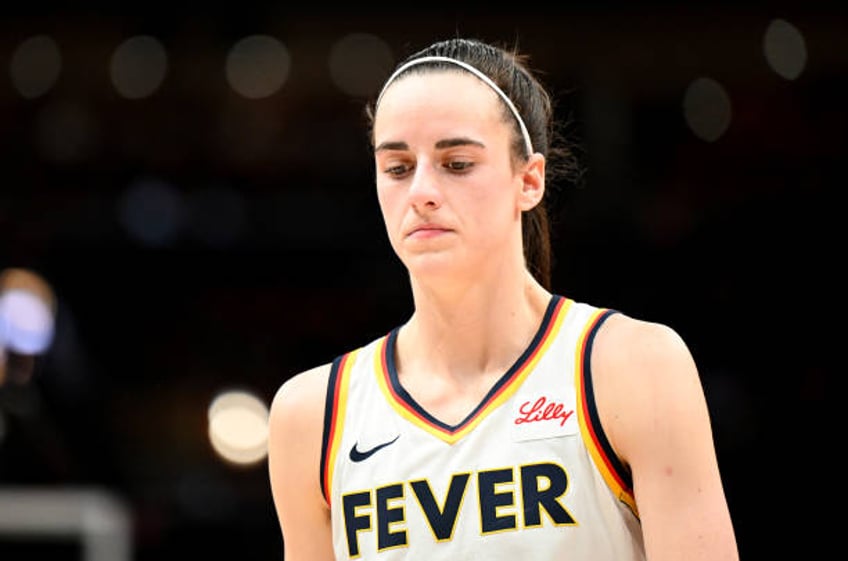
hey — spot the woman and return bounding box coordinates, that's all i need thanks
[268,37,739,561]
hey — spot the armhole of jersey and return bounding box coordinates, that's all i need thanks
[319,351,356,507]
[576,308,639,517]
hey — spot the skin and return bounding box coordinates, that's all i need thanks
[268,69,739,561]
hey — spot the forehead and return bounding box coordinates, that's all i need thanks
[374,70,504,138]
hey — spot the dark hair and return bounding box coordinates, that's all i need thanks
[366,37,580,290]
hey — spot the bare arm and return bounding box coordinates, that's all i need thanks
[267,363,336,561]
[592,314,739,561]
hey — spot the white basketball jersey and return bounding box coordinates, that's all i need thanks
[320,295,646,560]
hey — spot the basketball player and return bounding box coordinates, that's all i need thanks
[268,37,739,561]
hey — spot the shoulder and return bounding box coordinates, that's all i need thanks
[589,311,704,462]
[593,311,694,374]
[267,362,337,549]
[267,362,334,496]
[269,362,333,429]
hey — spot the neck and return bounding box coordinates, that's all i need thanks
[399,270,552,381]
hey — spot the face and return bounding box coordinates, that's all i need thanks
[373,70,541,283]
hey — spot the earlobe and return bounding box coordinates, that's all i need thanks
[518,153,546,210]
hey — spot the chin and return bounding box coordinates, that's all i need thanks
[402,252,465,280]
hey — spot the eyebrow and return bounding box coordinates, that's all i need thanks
[374,137,485,153]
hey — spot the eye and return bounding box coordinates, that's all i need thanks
[383,163,413,178]
[445,160,474,173]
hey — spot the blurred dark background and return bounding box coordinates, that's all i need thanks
[0,2,843,559]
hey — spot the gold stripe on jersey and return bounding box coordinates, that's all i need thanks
[373,297,573,444]
[574,309,639,516]
[322,348,360,505]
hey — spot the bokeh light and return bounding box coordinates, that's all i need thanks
[225,35,290,99]
[9,34,62,99]
[0,289,55,355]
[207,390,269,466]
[0,268,56,356]
[763,18,807,80]
[110,35,169,99]
[683,77,732,142]
[118,177,184,247]
[0,268,57,387]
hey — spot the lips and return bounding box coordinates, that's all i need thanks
[406,224,451,239]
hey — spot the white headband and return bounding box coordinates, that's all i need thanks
[375,55,534,156]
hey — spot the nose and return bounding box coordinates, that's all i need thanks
[407,163,442,211]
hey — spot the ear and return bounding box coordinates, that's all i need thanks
[517,153,546,211]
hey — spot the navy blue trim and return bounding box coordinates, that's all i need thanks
[319,354,345,502]
[581,309,633,491]
[385,294,563,434]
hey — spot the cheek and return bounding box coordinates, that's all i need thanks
[471,189,521,242]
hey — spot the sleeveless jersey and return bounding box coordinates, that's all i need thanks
[320,295,646,560]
